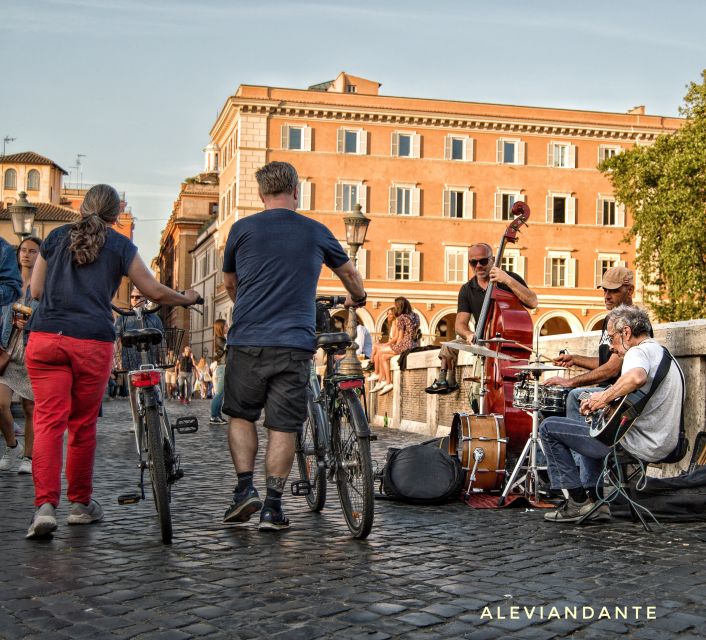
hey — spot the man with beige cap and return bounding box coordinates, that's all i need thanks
[543,266,636,421]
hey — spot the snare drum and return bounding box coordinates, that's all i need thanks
[541,385,570,415]
[512,382,539,410]
[449,413,507,493]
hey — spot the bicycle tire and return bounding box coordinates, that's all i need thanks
[332,388,374,539]
[145,406,173,544]
[296,390,327,511]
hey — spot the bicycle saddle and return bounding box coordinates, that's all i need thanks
[121,328,163,348]
[316,332,352,350]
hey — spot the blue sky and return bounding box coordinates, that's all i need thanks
[1,0,704,260]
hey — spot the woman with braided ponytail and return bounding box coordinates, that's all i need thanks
[24,184,200,539]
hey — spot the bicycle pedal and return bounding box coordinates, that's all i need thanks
[173,469,184,481]
[174,417,198,434]
[369,434,378,441]
[118,492,142,505]
[291,480,311,496]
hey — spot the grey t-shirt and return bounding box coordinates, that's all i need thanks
[620,339,682,462]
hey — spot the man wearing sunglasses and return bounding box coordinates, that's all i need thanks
[426,243,537,394]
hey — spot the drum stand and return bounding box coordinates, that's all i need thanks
[497,369,547,505]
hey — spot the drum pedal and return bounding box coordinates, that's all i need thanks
[291,480,311,496]
[118,492,142,505]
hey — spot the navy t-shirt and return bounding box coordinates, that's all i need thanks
[223,208,349,351]
[29,225,138,342]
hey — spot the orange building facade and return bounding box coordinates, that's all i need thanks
[208,72,682,341]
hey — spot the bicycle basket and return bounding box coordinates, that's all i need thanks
[156,327,185,369]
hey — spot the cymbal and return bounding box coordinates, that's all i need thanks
[477,337,520,345]
[508,362,566,372]
[442,342,518,362]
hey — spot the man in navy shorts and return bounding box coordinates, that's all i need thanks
[221,161,367,531]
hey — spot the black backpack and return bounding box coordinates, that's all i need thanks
[377,442,464,505]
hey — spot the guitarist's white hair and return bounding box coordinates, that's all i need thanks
[607,304,652,337]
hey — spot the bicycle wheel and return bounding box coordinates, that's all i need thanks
[332,388,374,539]
[296,391,327,511]
[145,406,173,544]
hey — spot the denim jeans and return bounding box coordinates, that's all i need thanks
[565,387,604,422]
[539,416,610,490]
[210,364,226,419]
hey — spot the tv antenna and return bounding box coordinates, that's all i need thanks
[76,154,86,189]
[2,136,16,157]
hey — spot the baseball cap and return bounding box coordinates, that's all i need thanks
[598,266,634,290]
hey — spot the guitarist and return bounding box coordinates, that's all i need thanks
[540,305,683,524]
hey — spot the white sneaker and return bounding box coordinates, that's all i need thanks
[26,503,57,539]
[0,439,23,471]
[370,381,386,393]
[379,383,394,396]
[368,373,379,382]
[17,457,32,475]
[13,422,24,437]
[67,498,104,525]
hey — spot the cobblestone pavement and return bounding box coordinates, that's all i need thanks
[1,398,705,639]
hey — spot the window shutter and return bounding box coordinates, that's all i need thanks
[546,195,552,223]
[618,259,627,268]
[617,203,626,227]
[300,181,311,210]
[494,193,502,220]
[594,260,602,288]
[358,130,367,155]
[544,257,552,287]
[567,258,577,287]
[444,136,452,160]
[465,191,474,219]
[410,251,421,281]
[391,132,398,157]
[412,133,421,158]
[386,251,396,280]
[389,186,397,215]
[547,143,554,167]
[516,256,526,279]
[461,255,469,281]
[442,189,451,217]
[496,139,503,163]
[596,197,602,225]
[303,126,312,151]
[335,183,343,212]
[518,141,526,165]
[281,125,289,150]
[566,196,576,224]
[466,137,474,162]
[358,184,367,212]
[569,144,576,168]
[411,187,420,216]
[337,128,344,153]
[356,249,368,278]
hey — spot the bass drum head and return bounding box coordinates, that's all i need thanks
[449,413,507,492]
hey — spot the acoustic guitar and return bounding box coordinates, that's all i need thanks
[588,390,646,446]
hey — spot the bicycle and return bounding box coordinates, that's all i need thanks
[113,299,202,544]
[293,295,375,539]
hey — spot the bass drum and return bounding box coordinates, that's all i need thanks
[449,413,507,493]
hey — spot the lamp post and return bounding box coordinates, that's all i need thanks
[337,203,371,377]
[9,191,37,241]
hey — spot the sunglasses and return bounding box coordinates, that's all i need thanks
[469,257,492,268]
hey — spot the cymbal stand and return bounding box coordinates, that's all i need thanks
[497,366,547,505]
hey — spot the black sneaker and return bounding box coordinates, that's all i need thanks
[425,380,458,395]
[258,507,290,531]
[223,486,262,524]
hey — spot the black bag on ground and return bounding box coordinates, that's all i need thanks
[378,443,464,504]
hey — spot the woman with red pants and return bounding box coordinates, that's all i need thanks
[25,184,200,539]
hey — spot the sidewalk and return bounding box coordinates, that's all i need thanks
[0,398,704,639]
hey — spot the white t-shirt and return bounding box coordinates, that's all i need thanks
[620,339,682,462]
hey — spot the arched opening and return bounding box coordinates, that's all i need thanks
[27,169,40,191]
[588,316,605,332]
[539,316,573,337]
[4,168,17,190]
[433,312,456,345]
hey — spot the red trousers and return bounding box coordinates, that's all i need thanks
[26,331,114,507]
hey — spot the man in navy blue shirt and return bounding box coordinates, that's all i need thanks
[222,161,366,531]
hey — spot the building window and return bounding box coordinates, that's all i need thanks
[297,180,312,210]
[210,202,218,218]
[26,169,40,191]
[3,169,17,190]
[547,142,575,168]
[598,145,622,163]
[494,190,524,221]
[443,188,473,219]
[501,248,526,278]
[595,254,624,287]
[281,124,312,151]
[391,131,420,158]
[389,184,420,216]
[337,128,367,155]
[444,135,473,161]
[496,139,524,165]
[546,193,576,224]
[386,244,420,281]
[544,251,576,287]
[335,181,366,212]
[445,247,469,283]
[346,84,357,93]
[596,196,625,226]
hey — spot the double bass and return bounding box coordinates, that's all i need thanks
[473,202,533,455]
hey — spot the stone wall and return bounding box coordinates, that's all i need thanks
[370,319,706,476]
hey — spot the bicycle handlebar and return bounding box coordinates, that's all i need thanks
[315,295,348,309]
[112,294,204,317]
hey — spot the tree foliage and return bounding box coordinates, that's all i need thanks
[602,70,706,322]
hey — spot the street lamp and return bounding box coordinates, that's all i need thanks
[337,203,371,377]
[9,191,37,241]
